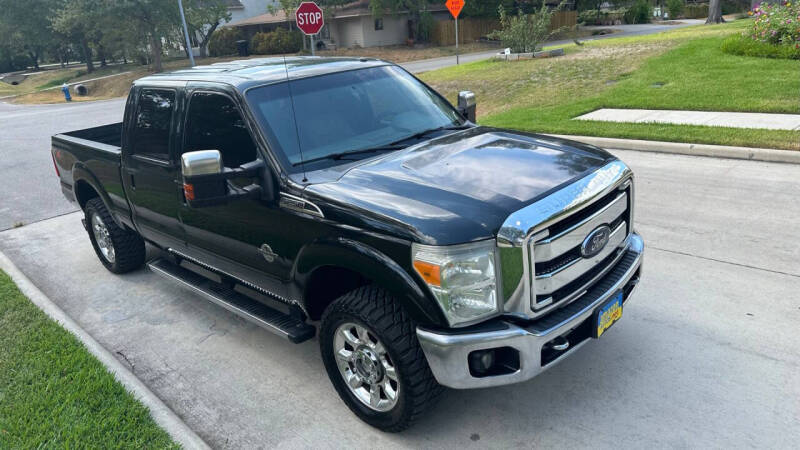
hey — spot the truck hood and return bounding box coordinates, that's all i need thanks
[306,127,614,245]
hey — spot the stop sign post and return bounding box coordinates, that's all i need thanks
[296,2,324,56]
[446,0,465,64]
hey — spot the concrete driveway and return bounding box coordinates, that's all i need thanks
[1,149,798,448]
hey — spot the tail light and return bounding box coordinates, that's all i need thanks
[52,151,60,177]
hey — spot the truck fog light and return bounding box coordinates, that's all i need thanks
[469,349,495,375]
[468,347,520,378]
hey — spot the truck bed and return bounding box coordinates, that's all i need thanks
[52,122,131,225]
[59,122,123,148]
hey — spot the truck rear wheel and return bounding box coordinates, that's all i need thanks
[319,285,443,432]
[84,198,145,274]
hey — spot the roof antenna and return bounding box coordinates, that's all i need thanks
[283,53,308,183]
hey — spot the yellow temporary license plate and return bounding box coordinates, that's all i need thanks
[594,291,623,338]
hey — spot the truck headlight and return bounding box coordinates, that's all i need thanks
[412,240,500,327]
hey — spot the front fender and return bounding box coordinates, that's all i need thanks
[292,237,447,327]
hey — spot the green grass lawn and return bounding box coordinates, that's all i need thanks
[421,20,800,150]
[0,271,178,448]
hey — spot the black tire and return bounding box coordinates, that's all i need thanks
[84,197,145,274]
[320,285,444,432]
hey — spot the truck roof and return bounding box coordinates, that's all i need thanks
[135,56,391,89]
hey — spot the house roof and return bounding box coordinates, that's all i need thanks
[226,1,447,27]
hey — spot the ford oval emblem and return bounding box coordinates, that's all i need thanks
[581,225,611,258]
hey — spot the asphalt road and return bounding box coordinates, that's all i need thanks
[0,99,126,230]
[1,148,798,448]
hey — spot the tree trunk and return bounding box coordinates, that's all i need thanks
[149,33,163,72]
[706,0,725,23]
[98,45,107,67]
[28,51,39,70]
[81,39,95,73]
[199,22,220,59]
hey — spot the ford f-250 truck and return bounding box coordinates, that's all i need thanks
[52,57,643,431]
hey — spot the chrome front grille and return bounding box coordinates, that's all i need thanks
[497,160,634,321]
[530,184,631,314]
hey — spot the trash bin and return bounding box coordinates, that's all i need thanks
[236,40,249,57]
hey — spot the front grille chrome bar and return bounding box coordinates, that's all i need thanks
[535,221,627,295]
[534,192,627,262]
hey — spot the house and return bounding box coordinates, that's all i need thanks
[224,1,451,49]
[225,0,279,24]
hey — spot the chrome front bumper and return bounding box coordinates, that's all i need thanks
[417,232,643,389]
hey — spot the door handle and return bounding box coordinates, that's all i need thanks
[129,173,136,190]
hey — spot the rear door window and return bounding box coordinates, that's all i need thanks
[131,89,175,160]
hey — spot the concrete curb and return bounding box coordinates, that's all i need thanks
[0,250,210,450]
[547,135,800,165]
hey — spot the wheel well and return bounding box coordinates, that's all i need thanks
[304,266,369,321]
[75,180,100,210]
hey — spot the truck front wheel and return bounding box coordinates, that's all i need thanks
[319,285,443,432]
[84,198,145,273]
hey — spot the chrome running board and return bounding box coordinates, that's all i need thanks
[148,258,315,343]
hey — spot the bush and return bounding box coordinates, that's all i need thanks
[683,3,709,18]
[722,0,750,15]
[250,28,303,55]
[721,34,800,59]
[417,10,435,42]
[578,8,628,25]
[208,27,244,57]
[747,1,800,46]
[624,0,652,23]
[488,0,569,53]
[667,0,684,18]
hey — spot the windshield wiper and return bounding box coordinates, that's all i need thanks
[292,144,407,167]
[390,124,472,146]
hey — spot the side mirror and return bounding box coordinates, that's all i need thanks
[181,150,266,208]
[458,91,476,123]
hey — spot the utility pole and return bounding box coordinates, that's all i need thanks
[178,0,196,67]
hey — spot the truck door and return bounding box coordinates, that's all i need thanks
[121,86,185,249]
[177,87,295,293]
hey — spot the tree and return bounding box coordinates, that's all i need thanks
[118,0,180,72]
[462,0,515,18]
[488,0,569,53]
[52,0,109,73]
[0,0,60,70]
[184,0,232,57]
[707,0,725,23]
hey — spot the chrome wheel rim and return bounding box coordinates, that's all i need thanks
[333,322,399,412]
[91,213,115,263]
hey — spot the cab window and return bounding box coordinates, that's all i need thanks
[184,92,259,168]
[131,89,175,160]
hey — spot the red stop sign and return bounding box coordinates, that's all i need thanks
[295,2,324,35]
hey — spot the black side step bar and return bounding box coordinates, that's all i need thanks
[148,258,315,343]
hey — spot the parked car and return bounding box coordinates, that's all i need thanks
[52,57,644,431]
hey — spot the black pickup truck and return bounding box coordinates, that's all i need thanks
[52,57,643,431]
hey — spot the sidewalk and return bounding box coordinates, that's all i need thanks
[575,108,800,131]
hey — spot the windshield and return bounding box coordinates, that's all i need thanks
[245,65,463,172]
